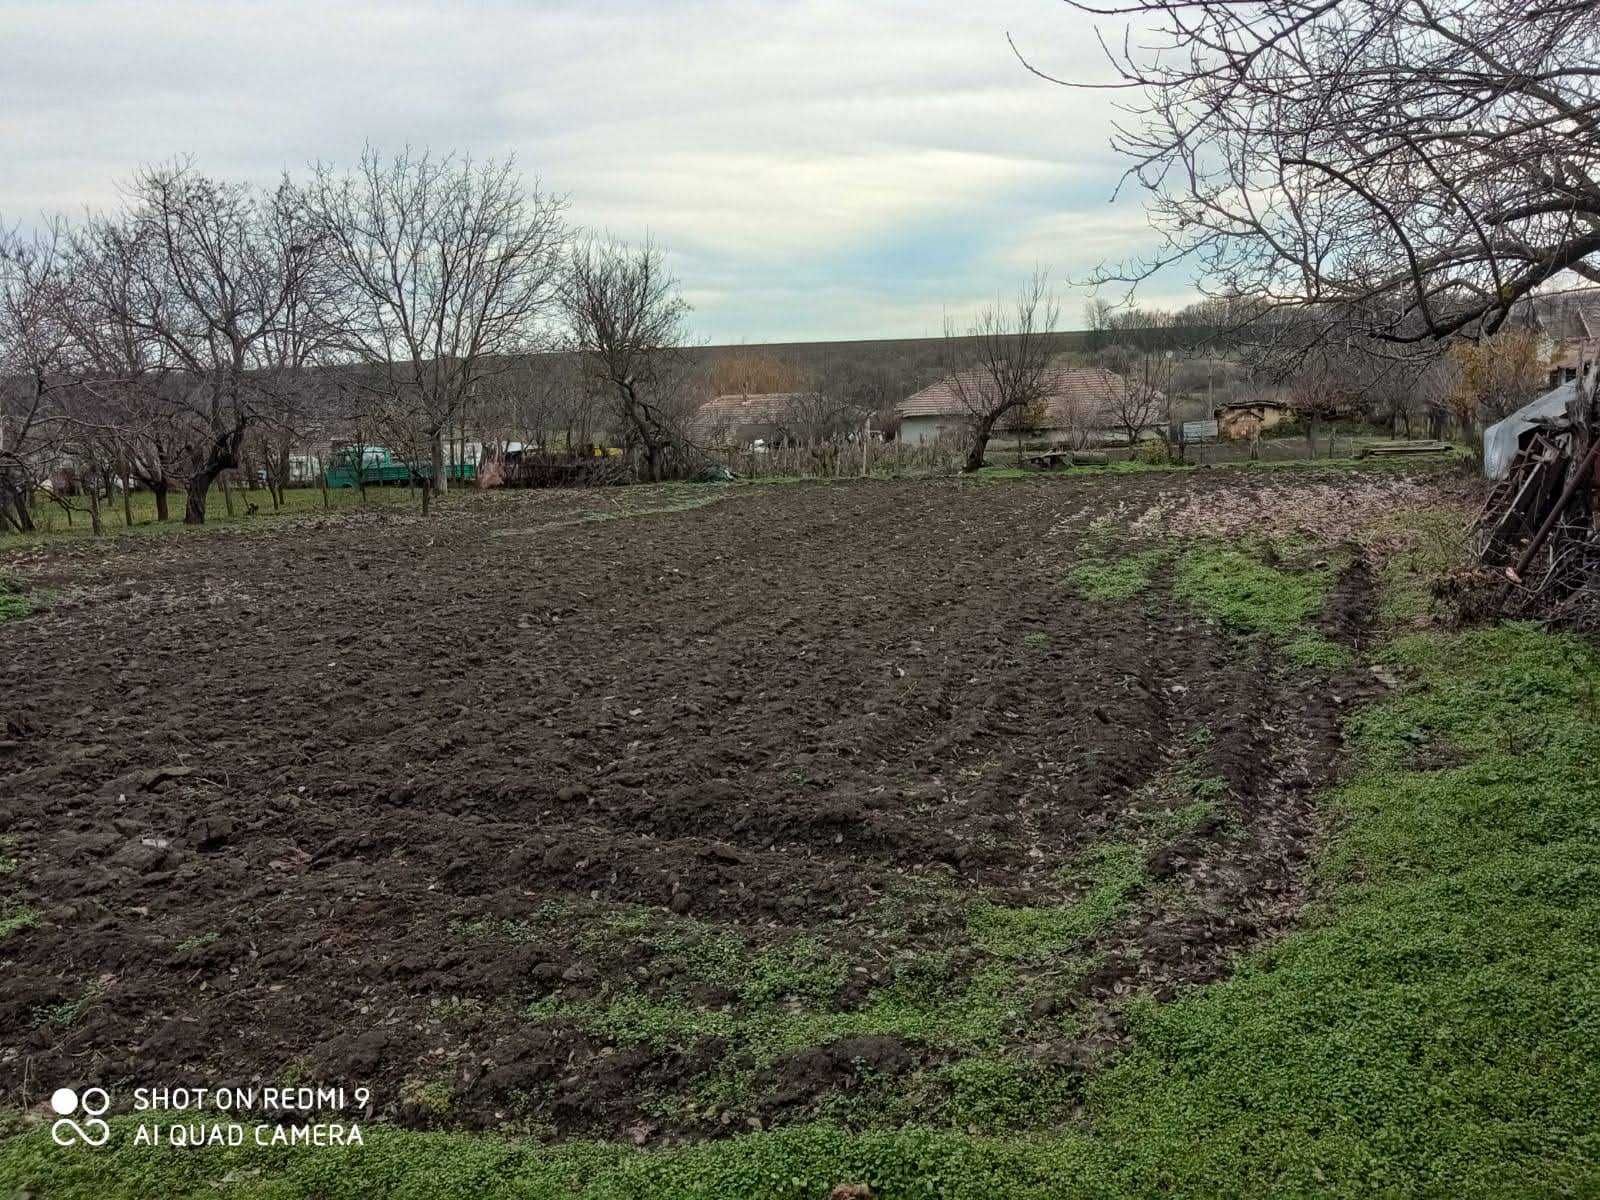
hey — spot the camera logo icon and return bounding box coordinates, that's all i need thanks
[50,1087,111,1147]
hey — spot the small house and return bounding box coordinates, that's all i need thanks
[896,366,1161,445]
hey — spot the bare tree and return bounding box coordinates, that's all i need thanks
[60,215,190,523]
[118,165,320,524]
[1043,0,1600,355]
[304,148,569,510]
[941,272,1061,471]
[563,237,694,481]
[0,223,72,533]
[1286,353,1355,458]
[1097,306,1176,445]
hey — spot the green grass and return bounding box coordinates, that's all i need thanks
[1173,543,1328,637]
[1370,506,1469,624]
[0,483,421,549]
[535,955,1062,1064]
[1285,631,1355,670]
[0,572,34,621]
[0,902,38,941]
[968,845,1146,961]
[1068,548,1168,603]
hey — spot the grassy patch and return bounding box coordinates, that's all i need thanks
[0,901,39,941]
[1174,543,1328,636]
[1285,631,1355,670]
[0,483,422,549]
[537,956,1064,1063]
[1068,548,1167,602]
[0,573,35,622]
[968,845,1145,961]
[1370,505,1469,624]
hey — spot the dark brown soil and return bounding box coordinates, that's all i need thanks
[0,471,1382,1140]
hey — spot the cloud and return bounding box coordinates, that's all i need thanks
[0,0,1196,340]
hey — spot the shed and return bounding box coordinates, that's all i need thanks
[1214,400,1294,441]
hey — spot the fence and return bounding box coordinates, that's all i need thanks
[704,433,967,480]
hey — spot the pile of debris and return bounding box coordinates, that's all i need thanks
[1471,375,1600,627]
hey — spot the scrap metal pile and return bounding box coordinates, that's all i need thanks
[1471,378,1600,629]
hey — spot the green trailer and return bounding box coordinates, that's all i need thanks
[325,446,477,488]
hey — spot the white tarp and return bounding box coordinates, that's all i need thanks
[1483,380,1579,479]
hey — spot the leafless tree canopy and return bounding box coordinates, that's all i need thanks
[0,225,72,531]
[116,165,322,523]
[1044,0,1600,346]
[303,148,569,506]
[562,238,695,481]
[942,272,1062,471]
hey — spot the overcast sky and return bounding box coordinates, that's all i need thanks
[0,0,1195,343]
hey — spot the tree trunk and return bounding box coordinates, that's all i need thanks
[87,474,103,537]
[430,429,447,497]
[153,480,170,522]
[185,434,243,525]
[964,417,996,472]
[121,469,133,528]
[276,441,291,509]
[1,482,36,533]
[220,473,236,517]
[184,482,210,525]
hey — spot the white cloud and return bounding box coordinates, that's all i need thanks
[0,0,1196,339]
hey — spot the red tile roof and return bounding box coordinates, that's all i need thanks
[897,366,1155,426]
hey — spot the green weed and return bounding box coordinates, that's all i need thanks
[0,573,33,622]
[970,844,1145,961]
[0,901,39,941]
[1174,543,1328,636]
[1068,548,1168,602]
[32,982,104,1029]
[1285,631,1355,670]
